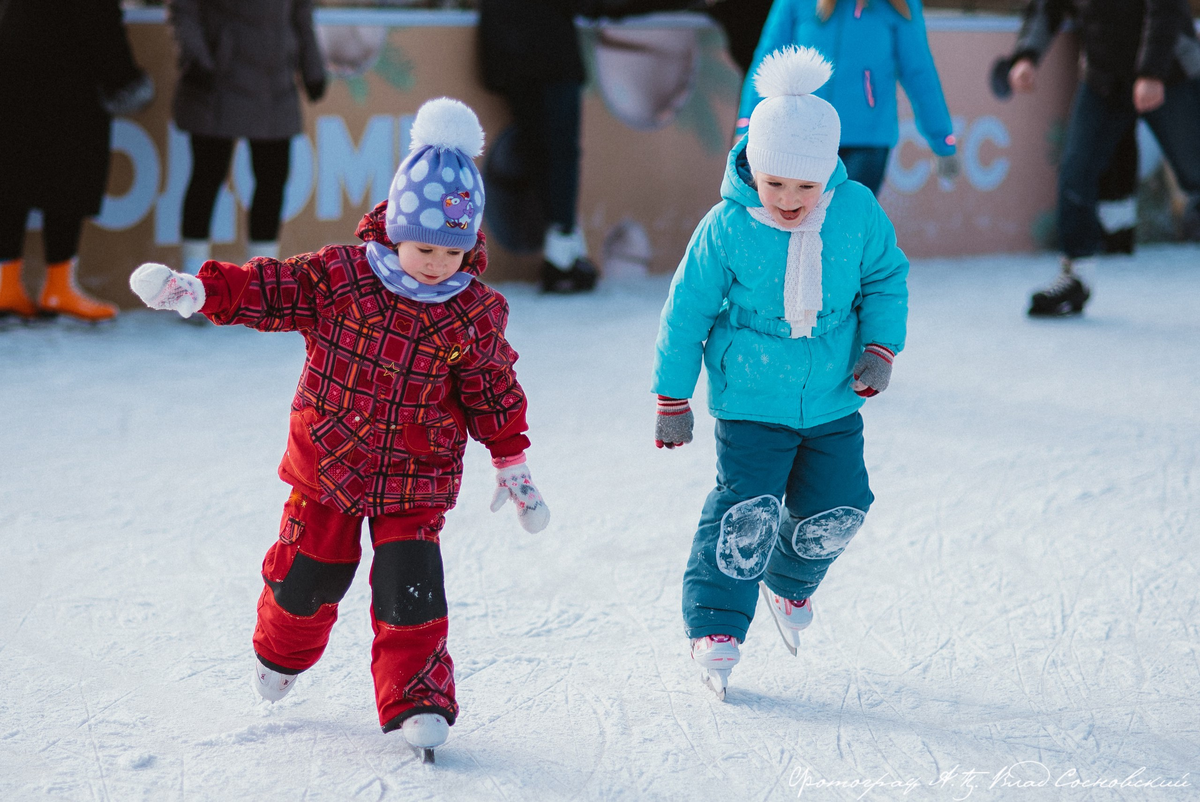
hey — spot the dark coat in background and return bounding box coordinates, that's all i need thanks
[478,0,586,92]
[705,0,776,75]
[0,0,144,216]
[1014,0,1199,98]
[169,0,325,140]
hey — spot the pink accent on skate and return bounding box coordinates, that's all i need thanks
[696,635,739,662]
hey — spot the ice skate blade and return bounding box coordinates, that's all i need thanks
[702,668,731,701]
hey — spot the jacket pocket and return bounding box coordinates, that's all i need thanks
[396,424,458,470]
[400,424,433,456]
[281,406,322,493]
[722,328,806,400]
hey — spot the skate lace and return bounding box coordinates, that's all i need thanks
[1043,272,1078,297]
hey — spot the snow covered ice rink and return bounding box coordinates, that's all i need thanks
[2,246,1198,801]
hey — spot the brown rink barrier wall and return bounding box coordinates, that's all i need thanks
[23,8,1088,308]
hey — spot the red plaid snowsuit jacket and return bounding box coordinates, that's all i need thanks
[196,202,530,517]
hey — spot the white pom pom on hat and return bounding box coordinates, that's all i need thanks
[409,97,485,158]
[746,46,841,186]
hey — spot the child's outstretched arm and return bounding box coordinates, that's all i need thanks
[451,296,548,534]
[652,210,733,448]
[853,199,910,397]
[130,251,329,332]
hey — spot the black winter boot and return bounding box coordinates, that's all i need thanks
[541,257,598,294]
[1028,264,1090,317]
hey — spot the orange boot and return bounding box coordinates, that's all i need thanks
[0,258,39,319]
[38,259,118,322]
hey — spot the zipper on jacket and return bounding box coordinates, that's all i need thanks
[863,69,876,108]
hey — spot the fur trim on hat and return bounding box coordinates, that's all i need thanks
[410,97,485,158]
[753,46,833,99]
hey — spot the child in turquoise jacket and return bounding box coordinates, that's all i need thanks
[737,0,957,194]
[653,46,908,699]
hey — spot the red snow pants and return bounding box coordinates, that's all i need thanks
[252,489,458,731]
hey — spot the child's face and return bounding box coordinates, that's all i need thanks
[396,241,467,285]
[754,172,824,229]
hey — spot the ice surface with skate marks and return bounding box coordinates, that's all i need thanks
[2,246,1199,800]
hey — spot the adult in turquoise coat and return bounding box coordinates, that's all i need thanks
[736,0,957,193]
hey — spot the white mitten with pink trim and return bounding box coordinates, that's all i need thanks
[489,456,550,534]
[129,262,205,318]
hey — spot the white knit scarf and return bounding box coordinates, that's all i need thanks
[747,188,835,338]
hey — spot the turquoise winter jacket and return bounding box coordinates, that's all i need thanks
[652,139,908,430]
[737,0,955,156]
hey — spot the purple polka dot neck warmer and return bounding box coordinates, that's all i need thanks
[364,241,474,304]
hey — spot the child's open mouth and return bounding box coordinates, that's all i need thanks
[777,206,803,222]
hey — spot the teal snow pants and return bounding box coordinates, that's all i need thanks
[682,414,874,641]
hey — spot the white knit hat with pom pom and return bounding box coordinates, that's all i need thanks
[386,97,487,249]
[746,46,841,186]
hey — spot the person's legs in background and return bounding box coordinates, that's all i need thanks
[1097,125,1139,255]
[181,134,235,275]
[1030,83,1131,317]
[1142,78,1200,243]
[37,207,118,321]
[837,146,891,196]
[507,82,597,294]
[0,203,37,319]
[1,203,119,322]
[246,138,292,261]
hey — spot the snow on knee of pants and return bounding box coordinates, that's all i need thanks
[791,506,865,560]
[716,495,780,580]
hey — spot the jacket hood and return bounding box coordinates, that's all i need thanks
[356,200,489,278]
[719,136,847,209]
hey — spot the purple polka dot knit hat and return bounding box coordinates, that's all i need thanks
[386,97,486,250]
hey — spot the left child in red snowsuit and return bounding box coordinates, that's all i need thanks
[130,98,550,756]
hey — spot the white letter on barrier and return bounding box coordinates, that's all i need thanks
[316,115,396,221]
[965,116,1010,192]
[97,119,160,231]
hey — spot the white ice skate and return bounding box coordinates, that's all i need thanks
[759,582,813,656]
[690,635,740,701]
[402,713,449,764]
[252,656,297,702]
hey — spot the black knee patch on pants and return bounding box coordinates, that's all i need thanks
[267,553,358,617]
[372,540,447,627]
